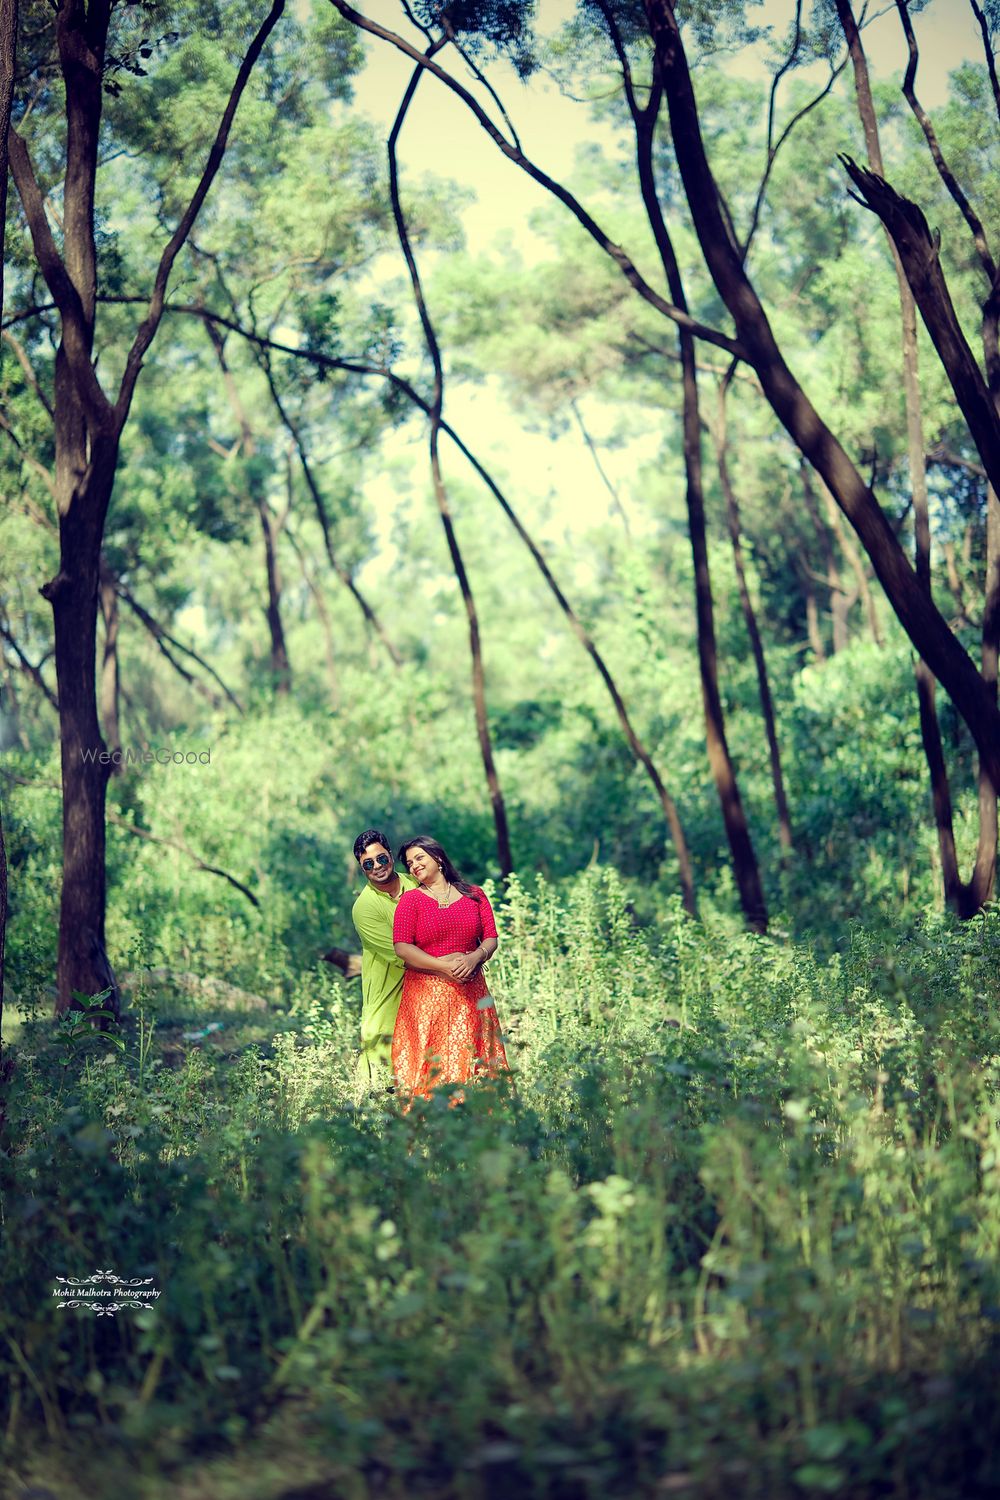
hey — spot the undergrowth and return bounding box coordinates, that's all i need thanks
[2,871,1000,1499]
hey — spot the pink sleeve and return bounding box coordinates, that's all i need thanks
[476,890,498,941]
[393,891,418,945]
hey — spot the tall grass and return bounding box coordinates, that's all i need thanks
[2,871,1000,1498]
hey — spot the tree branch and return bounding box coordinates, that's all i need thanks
[326,0,746,360]
[6,129,111,429]
[2,328,54,420]
[117,584,246,714]
[106,811,260,907]
[0,620,58,708]
[896,0,995,285]
[114,0,286,426]
[841,156,1000,496]
[969,0,1000,128]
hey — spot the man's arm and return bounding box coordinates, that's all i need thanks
[322,945,363,979]
[352,898,402,966]
[394,941,463,978]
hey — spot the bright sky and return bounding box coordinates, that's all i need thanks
[337,0,989,593]
[355,0,982,254]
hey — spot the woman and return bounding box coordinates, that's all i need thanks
[391,835,509,1101]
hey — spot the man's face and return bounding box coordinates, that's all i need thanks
[359,842,395,888]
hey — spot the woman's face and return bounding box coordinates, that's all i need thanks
[404,846,439,885]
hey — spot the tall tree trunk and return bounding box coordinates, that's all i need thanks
[964,485,1000,912]
[205,323,292,695]
[627,78,766,929]
[799,461,848,651]
[0,785,6,1062]
[257,492,291,696]
[896,0,999,912]
[713,373,793,858]
[44,446,122,1017]
[641,0,1000,794]
[32,3,121,1016]
[838,0,995,914]
[804,579,826,662]
[389,45,513,877]
[0,0,17,1054]
[0,0,14,326]
[8,0,284,1013]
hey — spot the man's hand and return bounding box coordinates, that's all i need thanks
[323,947,363,979]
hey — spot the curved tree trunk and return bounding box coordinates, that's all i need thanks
[627,76,766,929]
[205,322,292,696]
[0,0,18,1055]
[389,45,513,877]
[712,374,793,858]
[837,0,961,905]
[641,0,1000,794]
[839,0,997,915]
[963,486,1000,913]
[896,0,999,913]
[255,340,402,667]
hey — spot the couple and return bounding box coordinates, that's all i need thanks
[351,830,509,1100]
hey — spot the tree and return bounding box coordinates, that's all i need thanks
[0,0,16,1052]
[388,36,513,875]
[7,0,285,1013]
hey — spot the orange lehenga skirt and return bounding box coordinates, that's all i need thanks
[391,969,509,1102]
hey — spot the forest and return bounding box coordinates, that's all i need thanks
[2,0,1000,1495]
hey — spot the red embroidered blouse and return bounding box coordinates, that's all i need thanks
[393,887,498,958]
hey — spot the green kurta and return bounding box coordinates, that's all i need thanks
[351,873,417,1082]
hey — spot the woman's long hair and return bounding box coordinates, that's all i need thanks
[397,835,478,898]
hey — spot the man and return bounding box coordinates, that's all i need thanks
[350,828,416,1084]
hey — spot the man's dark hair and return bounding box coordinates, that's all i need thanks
[354,828,392,863]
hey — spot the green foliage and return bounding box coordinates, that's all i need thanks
[4,882,1000,1496]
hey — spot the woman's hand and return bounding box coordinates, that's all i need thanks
[447,949,481,982]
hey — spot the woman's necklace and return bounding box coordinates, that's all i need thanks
[426,880,457,908]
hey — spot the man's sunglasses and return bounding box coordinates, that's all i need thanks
[361,853,391,873]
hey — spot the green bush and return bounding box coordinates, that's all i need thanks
[3,878,1000,1498]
